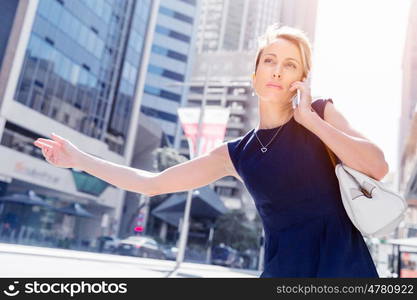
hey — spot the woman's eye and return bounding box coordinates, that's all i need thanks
[286,63,296,68]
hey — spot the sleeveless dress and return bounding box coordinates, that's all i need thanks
[227,98,379,278]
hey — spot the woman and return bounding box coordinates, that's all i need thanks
[33,23,388,277]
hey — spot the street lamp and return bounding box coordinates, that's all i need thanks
[163,67,211,277]
[160,71,250,276]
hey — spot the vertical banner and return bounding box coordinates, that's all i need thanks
[134,210,146,234]
[177,107,230,158]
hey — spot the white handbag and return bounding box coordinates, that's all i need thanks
[325,146,408,238]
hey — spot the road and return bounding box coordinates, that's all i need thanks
[0,242,397,278]
[0,243,261,278]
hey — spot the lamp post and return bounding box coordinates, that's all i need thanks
[162,73,249,276]
[164,68,210,276]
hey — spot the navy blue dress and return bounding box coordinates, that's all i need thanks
[227,98,379,278]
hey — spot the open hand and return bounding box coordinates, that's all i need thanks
[33,133,83,169]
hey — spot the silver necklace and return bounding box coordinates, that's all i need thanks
[254,115,291,153]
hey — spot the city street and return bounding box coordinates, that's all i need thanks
[0,242,400,278]
[0,243,261,278]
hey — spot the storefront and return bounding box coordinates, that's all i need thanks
[388,237,417,278]
[149,186,228,261]
[0,145,124,250]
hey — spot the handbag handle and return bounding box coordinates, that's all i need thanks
[325,145,374,198]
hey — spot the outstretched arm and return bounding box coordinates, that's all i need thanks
[147,143,235,196]
[34,133,236,197]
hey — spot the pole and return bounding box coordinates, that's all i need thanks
[205,224,214,264]
[397,248,402,278]
[258,228,265,271]
[168,67,210,276]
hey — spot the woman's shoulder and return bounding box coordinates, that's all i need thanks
[226,129,254,154]
[311,98,333,119]
[224,129,254,182]
[215,128,254,160]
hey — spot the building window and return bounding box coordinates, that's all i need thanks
[144,85,181,103]
[159,6,193,24]
[156,25,190,43]
[179,0,196,6]
[51,107,58,118]
[140,106,178,123]
[152,45,187,63]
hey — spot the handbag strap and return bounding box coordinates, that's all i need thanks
[325,145,338,168]
[312,99,340,168]
[326,145,374,198]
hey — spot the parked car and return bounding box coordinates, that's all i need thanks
[211,244,244,268]
[160,244,178,260]
[96,236,121,253]
[116,236,166,259]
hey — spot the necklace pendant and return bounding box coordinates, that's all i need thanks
[261,147,267,153]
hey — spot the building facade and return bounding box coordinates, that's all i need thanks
[398,0,417,238]
[0,0,158,248]
[139,0,200,148]
[196,0,282,53]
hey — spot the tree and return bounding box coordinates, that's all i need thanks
[154,146,188,171]
[148,146,188,207]
[213,209,263,252]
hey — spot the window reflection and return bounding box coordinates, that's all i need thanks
[14,0,152,155]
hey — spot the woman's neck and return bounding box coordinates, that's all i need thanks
[256,99,294,130]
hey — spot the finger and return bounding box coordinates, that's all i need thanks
[289,85,301,92]
[35,142,54,160]
[44,147,56,163]
[35,143,52,158]
[295,84,306,92]
[42,148,48,158]
[36,138,61,148]
[289,82,301,91]
[51,133,66,145]
[41,146,50,159]
[34,141,53,149]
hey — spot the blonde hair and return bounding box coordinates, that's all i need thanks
[254,23,313,80]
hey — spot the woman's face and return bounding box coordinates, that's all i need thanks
[253,38,304,103]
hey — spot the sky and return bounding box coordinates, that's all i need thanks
[311,0,412,177]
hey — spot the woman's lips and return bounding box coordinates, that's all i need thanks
[266,83,283,90]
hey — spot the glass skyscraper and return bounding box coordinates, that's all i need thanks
[140,0,199,147]
[0,0,156,248]
[14,0,152,155]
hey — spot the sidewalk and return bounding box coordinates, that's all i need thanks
[0,243,261,278]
